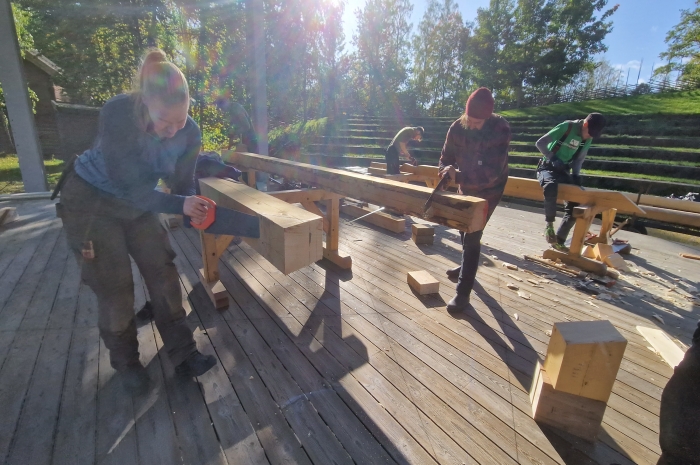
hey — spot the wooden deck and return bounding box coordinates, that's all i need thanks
[0,197,698,465]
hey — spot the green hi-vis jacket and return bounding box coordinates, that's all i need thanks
[545,120,592,164]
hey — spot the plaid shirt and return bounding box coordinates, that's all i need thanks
[439,115,511,215]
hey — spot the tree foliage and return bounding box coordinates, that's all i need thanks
[352,0,414,114]
[6,0,623,136]
[412,0,467,116]
[656,0,700,82]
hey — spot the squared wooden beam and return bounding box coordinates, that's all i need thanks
[199,178,323,274]
[223,151,488,233]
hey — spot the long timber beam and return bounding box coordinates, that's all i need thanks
[223,151,489,233]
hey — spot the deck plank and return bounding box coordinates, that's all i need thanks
[1,198,695,464]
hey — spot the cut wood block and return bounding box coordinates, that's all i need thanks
[543,320,627,403]
[411,224,434,236]
[637,326,686,368]
[593,243,614,261]
[530,361,606,442]
[340,204,406,233]
[0,207,18,226]
[199,178,323,274]
[407,271,439,295]
[581,245,596,259]
[603,253,630,272]
[198,268,228,309]
[412,233,434,245]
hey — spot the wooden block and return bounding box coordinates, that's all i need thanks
[593,243,614,261]
[322,243,352,269]
[407,271,439,295]
[637,326,686,368]
[340,204,406,233]
[199,178,323,274]
[411,224,434,236]
[530,362,606,442]
[603,253,630,272]
[0,207,18,226]
[543,321,627,403]
[412,233,434,245]
[198,268,229,309]
[581,245,596,259]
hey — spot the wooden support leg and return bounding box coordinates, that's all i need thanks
[542,206,608,275]
[247,170,256,188]
[198,231,235,308]
[322,196,352,269]
[589,208,617,245]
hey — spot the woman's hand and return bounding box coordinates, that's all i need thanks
[183,196,210,224]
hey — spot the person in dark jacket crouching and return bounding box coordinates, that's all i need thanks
[657,321,700,464]
[55,49,217,395]
[438,87,511,312]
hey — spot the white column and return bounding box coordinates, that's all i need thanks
[0,0,48,192]
[246,0,268,190]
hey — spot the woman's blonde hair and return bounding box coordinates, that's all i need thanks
[133,48,189,108]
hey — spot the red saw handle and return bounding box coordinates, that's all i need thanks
[191,195,216,230]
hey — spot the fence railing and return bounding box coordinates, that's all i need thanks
[499,76,700,110]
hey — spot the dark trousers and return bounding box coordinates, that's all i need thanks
[456,230,484,297]
[537,168,579,242]
[58,172,196,370]
[658,343,700,464]
[385,145,400,174]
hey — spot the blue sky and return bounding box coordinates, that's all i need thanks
[342,0,697,84]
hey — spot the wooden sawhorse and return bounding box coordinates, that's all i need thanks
[198,184,351,309]
[542,205,617,276]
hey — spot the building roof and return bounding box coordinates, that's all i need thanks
[24,50,61,76]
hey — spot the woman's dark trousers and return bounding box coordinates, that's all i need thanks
[58,173,196,370]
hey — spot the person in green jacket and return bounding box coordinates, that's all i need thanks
[536,113,606,248]
[385,126,424,174]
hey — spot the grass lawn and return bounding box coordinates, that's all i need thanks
[0,154,65,195]
[500,90,700,117]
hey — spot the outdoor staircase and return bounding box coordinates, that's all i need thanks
[301,114,700,197]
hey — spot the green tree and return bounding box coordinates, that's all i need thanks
[464,0,617,107]
[655,1,700,82]
[352,0,414,114]
[19,0,179,105]
[412,0,467,116]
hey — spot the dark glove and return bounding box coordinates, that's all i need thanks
[572,174,582,186]
[551,158,568,173]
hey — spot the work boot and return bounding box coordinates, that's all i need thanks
[553,235,570,252]
[120,363,151,396]
[446,294,470,312]
[446,266,461,279]
[544,223,557,244]
[175,351,217,377]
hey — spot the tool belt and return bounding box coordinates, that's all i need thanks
[537,157,571,173]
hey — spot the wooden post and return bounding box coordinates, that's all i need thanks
[569,206,593,256]
[198,232,235,309]
[247,170,256,188]
[589,208,617,245]
[322,196,352,269]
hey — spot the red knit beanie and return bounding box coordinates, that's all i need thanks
[466,87,495,119]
